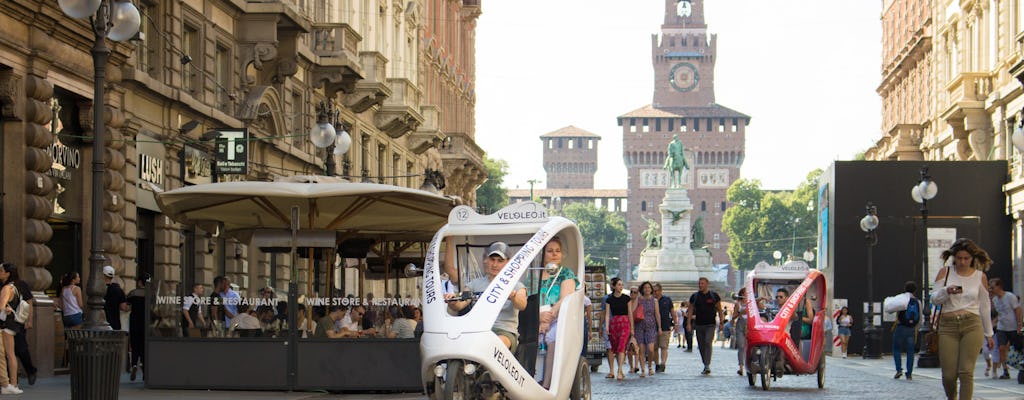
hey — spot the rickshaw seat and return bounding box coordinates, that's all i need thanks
[515,293,540,375]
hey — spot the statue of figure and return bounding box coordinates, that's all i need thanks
[663,135,689,188]
[641,215,661,249]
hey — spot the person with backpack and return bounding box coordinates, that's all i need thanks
[893,280,921,380]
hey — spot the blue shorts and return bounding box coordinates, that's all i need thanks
[837,326,852,336]
[996,330,1018,347]
[63,312,84,327]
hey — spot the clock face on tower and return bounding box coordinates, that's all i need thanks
[677,1,692,17]
[669,62,699,92]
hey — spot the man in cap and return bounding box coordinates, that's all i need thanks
[102,265,127,330]
[446,242,527,351]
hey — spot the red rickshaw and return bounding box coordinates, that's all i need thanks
[743,260,827,390]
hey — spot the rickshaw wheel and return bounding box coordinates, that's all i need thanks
[817,352,826,389]
[444,360,471,400]
[570,358,592,400]
[759,351,771,391]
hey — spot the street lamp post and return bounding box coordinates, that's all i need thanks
[310,100,351,177]
[59,0,140,330]
[912,166,939,367]
[527,179,541,201]
[772,250,782,266]
[790,217,801,258]
[860,202,881,359]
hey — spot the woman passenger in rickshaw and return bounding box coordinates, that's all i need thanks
[536,236,578,389]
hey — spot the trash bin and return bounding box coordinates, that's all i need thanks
[66,329,127,400]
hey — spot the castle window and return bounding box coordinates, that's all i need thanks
[719,119,725,132]
[655,119,662,131]
[558,139,563,148]
[641,201,647,212]
[721,202,726,211]
[701,201,706,211]
[680,118,687,132]
[668,119,674,131]
[548,139,553,149]
[568,139,574,149]
[588,139,594,149]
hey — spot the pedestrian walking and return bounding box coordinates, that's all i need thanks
[892,281,921,380]
[932,238,995,400]
[0,263,23,394]
[57,272,84,329]
[633,281,661,377]
[103,266,128,330]
[126,273,150,381]
[836,306,852,358]
[989,277,1021,380]
[680,300,693,352]
[733,288,749,376]
[604,278,632,381]
[686,277,725,375]
[11,273,35,385]
[673,301,685,348]
[653,283,673,372]
[627,286,640,373]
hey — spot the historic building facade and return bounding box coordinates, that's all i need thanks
[541,125,601,189]
[617,0,748,269]
[865,0,1024,291]
[0,0,484,376]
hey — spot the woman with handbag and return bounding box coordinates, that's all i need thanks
[604,278,633,380]
[633,281,661,378]
[0,263,23,394]
[931,238,995,400]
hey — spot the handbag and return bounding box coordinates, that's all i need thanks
[633,300,645,322]
[924,267,953,354]
[13,298,29,324]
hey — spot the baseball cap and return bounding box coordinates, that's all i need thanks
[102,265,115,277]
[486,242,510,261]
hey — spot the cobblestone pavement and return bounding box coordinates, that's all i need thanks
[22,342,1024,399]
[589,343,1024,400]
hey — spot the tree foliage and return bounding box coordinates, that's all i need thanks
[475,157,509,214]
[722,169,822,270]
[559,202,627,277]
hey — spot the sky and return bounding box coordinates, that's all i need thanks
[474,0,883,191]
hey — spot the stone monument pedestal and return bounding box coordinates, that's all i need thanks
[637,188,715,282]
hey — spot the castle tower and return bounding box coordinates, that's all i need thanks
[619,0,749,270]
[541,125,601,189]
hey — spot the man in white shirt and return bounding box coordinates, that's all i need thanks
[181,283,206,337]
[989,278,1022,379]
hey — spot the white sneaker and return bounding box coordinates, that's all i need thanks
[2,384,23,394]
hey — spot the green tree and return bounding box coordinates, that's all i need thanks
[722,170,822,271]
[560,202,627,277]
[722,179,767,270]
[475,157,509,214]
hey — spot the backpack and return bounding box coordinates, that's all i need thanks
[900,297,920,326]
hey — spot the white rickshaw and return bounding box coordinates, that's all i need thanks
[420,202,591,399]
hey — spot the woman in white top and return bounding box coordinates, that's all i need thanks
[56,272,84,329]
[931,238,995,400]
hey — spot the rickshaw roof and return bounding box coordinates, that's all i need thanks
[748,260,815,281]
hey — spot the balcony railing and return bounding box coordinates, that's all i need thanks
[311,23,361,60]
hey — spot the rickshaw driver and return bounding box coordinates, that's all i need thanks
[445,242,528,351]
